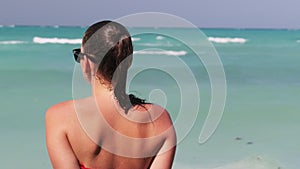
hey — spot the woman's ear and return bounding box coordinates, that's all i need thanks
[80,55,92,83]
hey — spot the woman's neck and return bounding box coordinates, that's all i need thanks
[92,77,114,96]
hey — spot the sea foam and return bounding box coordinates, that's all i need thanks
[33,37,82,44]
[0,41,26,45]
[133,50,187,56]
[132,37,141,42]
[156,36,165,40]
[208,37,247,44]
[136,43,174,47]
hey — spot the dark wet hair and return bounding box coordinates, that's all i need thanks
[82,20,145,114]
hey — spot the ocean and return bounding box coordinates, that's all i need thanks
[0,25,299,169]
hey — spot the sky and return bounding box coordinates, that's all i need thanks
[1,0,300,28]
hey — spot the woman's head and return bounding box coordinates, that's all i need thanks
[81,20,144,113]
[82,20,133,87]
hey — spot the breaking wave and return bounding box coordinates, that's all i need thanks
[33,37,82,44]
[0,40,27,45]
[208,37,247,44]
[156,36,165,40]
[133,50,187,56]
[132,37,141,42]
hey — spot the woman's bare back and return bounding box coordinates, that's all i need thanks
[46,94,176,169]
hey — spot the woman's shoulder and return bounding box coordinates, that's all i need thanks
[45,97,95,123]
[145,104,175,141]
[46,100,74,117]
[46,97,93,116]
[155,104,172,119]
[143,103,173,126]
[45,100,79,130]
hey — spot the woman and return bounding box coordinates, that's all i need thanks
[46,21,176,169]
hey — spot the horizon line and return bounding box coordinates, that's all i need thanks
[1,24,299,30]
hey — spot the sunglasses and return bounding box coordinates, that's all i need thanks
[72,48,97,63]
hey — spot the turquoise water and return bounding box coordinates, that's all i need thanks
[0,26,299,169]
